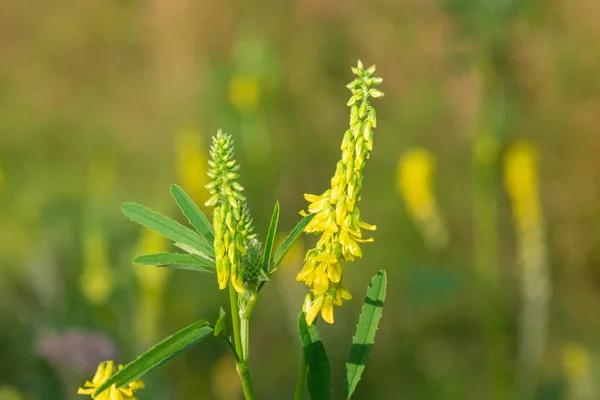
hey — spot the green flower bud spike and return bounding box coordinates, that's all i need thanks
[206,130,256,293]
[297,61,383,325]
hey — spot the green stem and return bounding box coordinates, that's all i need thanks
[229,284,257,400]
[229,284,243,358]
[293,352,308,400]
[236,361,256,400]
[240,294,258,362]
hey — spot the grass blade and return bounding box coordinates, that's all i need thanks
[298,312,331,400]
[94,320,213,397]
[272,213,315,270]
[344,270,387,399]
[122,202,214,258]
[134,253,215,273]
[170,184,215,244]
[262,202,280,273]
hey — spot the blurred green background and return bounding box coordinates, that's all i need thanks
[1,0,600,399]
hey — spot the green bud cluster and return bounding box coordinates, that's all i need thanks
[206,130,255,293]
[242,238,263,282]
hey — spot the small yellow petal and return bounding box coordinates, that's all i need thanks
[321,298,334,324]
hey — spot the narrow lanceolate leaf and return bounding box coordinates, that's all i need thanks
[213,307,226,337]
[344,270,387,399]
[134,253,215,273]
[298,312,331,400]
[170,184,215,244]
[272,213,315,270]
[94,320,213,397]
[262,202,280,273]
[122,202,214,258]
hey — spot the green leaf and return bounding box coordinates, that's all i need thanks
[172,242,214,264]
[262,202,280,274]
[170,184,215,244]
[272,213,315,270]
[122,202,214,258]
[213,307,226,337]
[134,253,215,273]
[298,312,331,400]
[344,270,387,399]
[94,320,213,397]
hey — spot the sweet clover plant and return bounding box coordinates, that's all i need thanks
[77,61,386,400]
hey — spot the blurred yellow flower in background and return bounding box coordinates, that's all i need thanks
[78,360,144,400]
[562,343,593,400]
[397,147,448,249]
[175,127,210,207]
[228,74,260,113]
[504,141,541,230]
[504,141,550,399]
[134,228,169,345]
[80,230,113,305]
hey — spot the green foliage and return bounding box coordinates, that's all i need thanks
[121,202,214,260]
[94,319,214,397]
[262,202,280,274]
[344,270,387,399]
[272,214,315,270]
[298,312,331,400]
[214,307,227,337]
[134,252,215,273]
[170,184,215,244]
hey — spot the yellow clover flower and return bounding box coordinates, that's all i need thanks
[77,361,144,400]
[298,61,383,325]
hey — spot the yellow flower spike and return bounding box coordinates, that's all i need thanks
[503,141,541,230]
[397,148,435,219]
[397,147,449,249]
[206,131,256,293]
[298,62,383,325]
[80,230,114,305]
[77,361,144,400]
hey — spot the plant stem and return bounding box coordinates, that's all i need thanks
[229,284,243,358]
[293,352,307,400]
[237,361,256,400]
[229,284,257,400]
[240,293,258,362]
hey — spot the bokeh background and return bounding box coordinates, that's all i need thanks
[1,0,600,399]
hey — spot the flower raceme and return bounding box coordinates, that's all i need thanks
[298,61,383,325]
[206,130,256,293]
[77,361,144,400]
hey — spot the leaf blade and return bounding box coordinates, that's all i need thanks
[298,312,331,400]
[213,307,226,337]
[262,202,280,274]
[134,253,214,273]
[272,213,315,270]
[170,184,215,244]
[122,202,214,258]
[344,270,387,399]
[94,320,213,397]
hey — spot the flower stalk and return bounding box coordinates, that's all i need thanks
[297,61,383,325]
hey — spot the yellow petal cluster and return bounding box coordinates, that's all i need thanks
[298,61,382,325]
[77,361,144,400]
